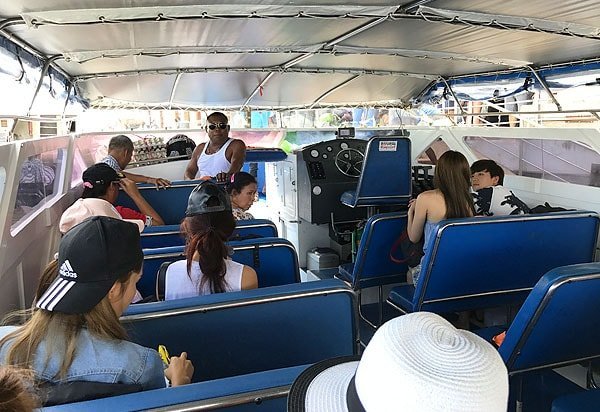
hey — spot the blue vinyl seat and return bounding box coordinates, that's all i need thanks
[44,279,357,411]
[484,263,600,411]
[116,180,198,225]
[44,365,308,412]
[122,279,357,382]
[387,211,599,315]
[140,218,278,249]
[141,237,300,298]
[336,211,409,328]
[340,136,411,210]
[551,389,600,412]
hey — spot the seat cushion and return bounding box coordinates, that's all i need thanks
[388,285,416,313]
[340,191,357,207]
[552,389,600,412]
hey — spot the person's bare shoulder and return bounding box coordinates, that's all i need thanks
[416,189,439,203]
[229,139,246,150]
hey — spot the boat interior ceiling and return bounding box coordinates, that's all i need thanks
[1,1,600,110]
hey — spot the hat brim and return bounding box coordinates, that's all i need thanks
[36,275,116,314]
[288,355,360,412]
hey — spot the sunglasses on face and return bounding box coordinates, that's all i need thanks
[207,122,228,130]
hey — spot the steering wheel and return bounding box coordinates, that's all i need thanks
[335,148,364,177]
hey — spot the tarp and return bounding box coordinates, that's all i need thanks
[0,0,599,110]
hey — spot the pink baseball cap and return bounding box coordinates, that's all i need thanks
[60,198,144,234]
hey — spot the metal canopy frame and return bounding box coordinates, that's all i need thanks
[0,1,598,111]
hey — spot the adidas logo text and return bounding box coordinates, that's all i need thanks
[59,260,78,279]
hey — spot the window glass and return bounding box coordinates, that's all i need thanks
[416,138,451,165]
[11,149,64,231]
[0,166,5,205]
[464,136,600,187]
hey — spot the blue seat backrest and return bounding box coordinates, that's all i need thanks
[140,224,182,248]
[122,280,357,382]
[414,211,599,312]
[140,237,300,297]
[116,180,197,225]
[140,219,278,249]
[499,263,600,374]
[43,365,307,412]
[230,218,278,240]
[351,212,409,288]
[551,389,600,412]
[227,237,299,287]
[353,136,412,206]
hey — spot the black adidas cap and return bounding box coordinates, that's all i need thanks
[36,216,143,314]
[185,181,231,216]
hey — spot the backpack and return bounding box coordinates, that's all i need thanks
[529,202,571,214]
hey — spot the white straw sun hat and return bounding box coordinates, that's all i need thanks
[288,312,508,412]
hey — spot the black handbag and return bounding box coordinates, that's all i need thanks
[389,229,424,268]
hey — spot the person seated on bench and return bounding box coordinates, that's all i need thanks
[407,151,475,285]
[288,312,508,412]
[102,134,171,189]
[82,163,165,226]
[59,197,146,303]
[226,172,257,220]
[0,217,194,404]
[165,181,257,300]
[471,159,529,216]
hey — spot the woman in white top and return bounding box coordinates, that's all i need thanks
[165,182,258,300]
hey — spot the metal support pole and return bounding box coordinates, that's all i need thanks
[527,65,562,111]
[61,82,73,117]
[440,77,466,116]
[27,55,62,116]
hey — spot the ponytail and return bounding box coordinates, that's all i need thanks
[182,212,236,293]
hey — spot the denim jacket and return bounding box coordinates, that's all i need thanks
[0,326,165,390]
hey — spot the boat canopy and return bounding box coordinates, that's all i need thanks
[0,1,599,110]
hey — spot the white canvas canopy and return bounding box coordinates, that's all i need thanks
[0,1,599,110]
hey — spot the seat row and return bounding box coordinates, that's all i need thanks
[44,261,600,411]
[44,279,358,411]
[334,209,599,325]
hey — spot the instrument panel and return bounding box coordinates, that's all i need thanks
[297,138,368,224]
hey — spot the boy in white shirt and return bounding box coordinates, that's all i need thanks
[471,159,529,216]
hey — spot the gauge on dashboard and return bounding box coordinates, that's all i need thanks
[326,146,333,152]
[340,143,348,150]
[310,149,319,158]
[322,154,328,159]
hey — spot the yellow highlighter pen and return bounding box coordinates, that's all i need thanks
[158,344,170,367]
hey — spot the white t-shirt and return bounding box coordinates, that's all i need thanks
[473,185,530,216]
[165,258,245,300]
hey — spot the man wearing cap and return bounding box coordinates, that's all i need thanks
[0,217,194,403]
[102,134,171,188]
[184,112,246,182]
[81,163,164,226]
